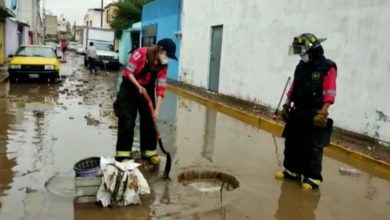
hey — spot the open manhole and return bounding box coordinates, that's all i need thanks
[178,170,239,193]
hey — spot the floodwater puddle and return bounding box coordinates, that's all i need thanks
[0,54,389,219]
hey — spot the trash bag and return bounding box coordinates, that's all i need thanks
[97,157,150,207]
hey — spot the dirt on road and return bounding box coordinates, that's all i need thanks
[0,54,389,220]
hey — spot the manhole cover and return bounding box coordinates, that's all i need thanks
[178,170,239,192]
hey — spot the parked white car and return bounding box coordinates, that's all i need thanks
[76,44,84,54]
[69,42,78,51]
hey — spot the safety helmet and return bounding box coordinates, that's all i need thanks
[289,33,326,56]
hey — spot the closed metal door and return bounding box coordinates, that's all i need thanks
[209,26,223,92]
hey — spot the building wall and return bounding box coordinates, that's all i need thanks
[57,15,67,33]
[16,0,32,25]
[103,4,117,29]
[84,9,103,28]
[142,0,181,80]
[45,15,57,35]
[119,29,131,65]
[5,18,18,57]
[21,25,28,45]
[119,22,141,66]
[14,0,42,44]
[180,0,390,143]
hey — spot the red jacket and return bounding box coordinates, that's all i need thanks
[287,67,337,104]
[60,41,68,50]
[123,47,167,98]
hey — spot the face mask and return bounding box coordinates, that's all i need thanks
[159,53,169,65]
[300,54,310,63]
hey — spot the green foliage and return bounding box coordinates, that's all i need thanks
[110,0,152,32]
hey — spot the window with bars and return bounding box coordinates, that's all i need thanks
[142,24,157,46]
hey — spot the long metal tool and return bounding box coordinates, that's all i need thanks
[142,92,172,180]
[272,76,291,120]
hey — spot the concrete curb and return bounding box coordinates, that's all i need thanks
[0,71,9,82]
[167,84,390,181]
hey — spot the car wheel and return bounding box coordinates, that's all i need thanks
[49,73,58,83]
[9,75,17,83]
[84,56,88,67]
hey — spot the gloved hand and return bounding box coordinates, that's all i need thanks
[281,104,291,123]
[313,110,328,127]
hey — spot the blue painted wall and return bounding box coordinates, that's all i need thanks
[119,22,141,66]
[119,29,131,66]
[142,0,182,80]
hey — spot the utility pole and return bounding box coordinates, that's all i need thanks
[101,0,103,28]
[43,0,46,41]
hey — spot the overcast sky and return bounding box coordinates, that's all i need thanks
[45,0,115,25]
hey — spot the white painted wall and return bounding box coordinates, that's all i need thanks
[180,0,390,143]
[57,15,68,33]
[13,0,42,44]
[16,0,33,26]
[22,26,29,45]
[5,18,18,57]
[84,10,103,28]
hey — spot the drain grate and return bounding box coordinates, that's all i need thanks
[178,170,239,192]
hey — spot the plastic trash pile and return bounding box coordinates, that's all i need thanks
[97,157,150,207]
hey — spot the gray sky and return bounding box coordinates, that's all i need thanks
[46,0,115,25]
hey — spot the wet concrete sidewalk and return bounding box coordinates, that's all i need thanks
[0,54,389,219]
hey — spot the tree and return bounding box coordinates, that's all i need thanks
[110,0,152,33]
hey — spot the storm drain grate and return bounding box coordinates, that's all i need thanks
[178,170,239,192]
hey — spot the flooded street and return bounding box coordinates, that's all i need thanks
[0,53,389,220]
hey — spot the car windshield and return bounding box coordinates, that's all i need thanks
[93,42,114,51]
[16,46,56,58]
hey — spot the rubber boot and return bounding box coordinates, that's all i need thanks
[275,170,301,181]
[302,178,321,191]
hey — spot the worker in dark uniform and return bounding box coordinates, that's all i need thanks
[113,38,177,166]
[275,33,337,190]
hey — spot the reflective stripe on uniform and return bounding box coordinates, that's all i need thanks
[116,151,132,157]
[323,90,336,96]
[286,169,299,177]
[308,178,322,186]
[157,78,166,87]
[142,150,158,158]
[126,63,136,72]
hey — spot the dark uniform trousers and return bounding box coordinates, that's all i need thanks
[114,78,157,159]
[282,108,333,181]
[284,57,336,182]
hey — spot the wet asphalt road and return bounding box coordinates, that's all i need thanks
[0,53,389,220]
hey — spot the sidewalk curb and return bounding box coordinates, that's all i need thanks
[0,72,9,82]
[167,84,390,180]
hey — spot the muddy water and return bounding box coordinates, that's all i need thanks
[0,54,389,219]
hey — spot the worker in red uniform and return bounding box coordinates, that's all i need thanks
[275,33,337,190]
[113,38,177,165]
[60,39,69,59]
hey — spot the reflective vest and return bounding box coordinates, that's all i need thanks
[290,58,337,109]
[135,58,165,98]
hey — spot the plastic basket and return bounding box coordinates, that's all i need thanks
[74,157,101,177]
